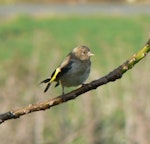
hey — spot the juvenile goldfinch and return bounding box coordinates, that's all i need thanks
[40,45,94,95]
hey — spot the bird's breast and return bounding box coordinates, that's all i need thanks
[60,60,91,87]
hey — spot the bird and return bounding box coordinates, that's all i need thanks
[40,45,94,95]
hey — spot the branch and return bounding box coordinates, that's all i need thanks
[0,39,150,124]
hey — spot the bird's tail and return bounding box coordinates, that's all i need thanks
[40,78,51,93]
[40,68,61,93]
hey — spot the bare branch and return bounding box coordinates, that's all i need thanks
[0,38,150,124]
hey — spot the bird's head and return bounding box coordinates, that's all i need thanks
[72,45,94,61]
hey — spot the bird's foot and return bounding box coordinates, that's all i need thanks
[81,83,86,87]
[61,92,66,102]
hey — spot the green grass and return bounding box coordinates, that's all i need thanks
[0,15,149,74]
[0,15,149,60]
[0,15,150,144]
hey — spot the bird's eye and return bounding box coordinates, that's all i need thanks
[82,51,86,55]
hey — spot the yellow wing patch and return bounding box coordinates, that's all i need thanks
[50,68,61,83]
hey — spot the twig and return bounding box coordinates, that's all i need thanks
[0,38,150,124]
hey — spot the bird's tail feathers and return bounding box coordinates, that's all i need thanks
[40,68,61,93]
[40,78,51,93]
[44,82,51,93]
[40,78,51,84]
[55,82,60,87]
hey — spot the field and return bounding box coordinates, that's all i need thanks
[0,15,150,144]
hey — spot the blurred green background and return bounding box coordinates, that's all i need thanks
[0,2,150,144]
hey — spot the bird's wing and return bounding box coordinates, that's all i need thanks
[40,54,73,92]
[40,68,62,93]
[50,54,73,83]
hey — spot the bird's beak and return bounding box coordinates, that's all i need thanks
[88,52,94,57]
